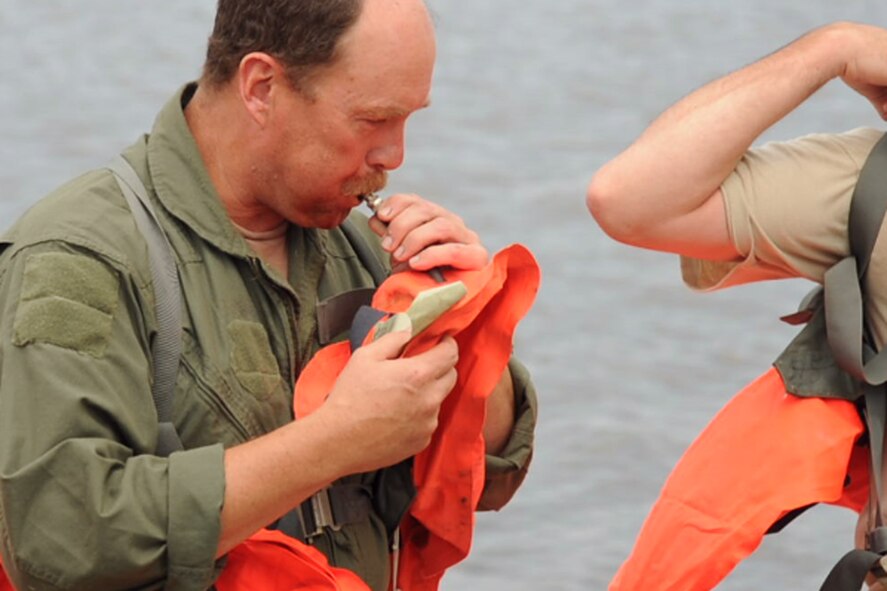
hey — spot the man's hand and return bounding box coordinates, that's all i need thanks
[367,193,488,272]
[317,330,460,474]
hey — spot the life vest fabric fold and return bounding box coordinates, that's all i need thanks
[609,367,868,591]
[216,529,370,591]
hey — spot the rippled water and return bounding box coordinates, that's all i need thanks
[3,1,887,589]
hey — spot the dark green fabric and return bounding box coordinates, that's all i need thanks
[0,83,537,591]
[13,251,119,357]
[774,305,860,400]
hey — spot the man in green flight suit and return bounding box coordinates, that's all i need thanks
[0,0,538,589]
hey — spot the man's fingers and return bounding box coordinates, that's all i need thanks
[407,243,489,271]
[407,336,459,377]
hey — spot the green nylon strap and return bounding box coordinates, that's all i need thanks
[107,155,185,457]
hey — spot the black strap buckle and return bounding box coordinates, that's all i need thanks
[299,488,343,539]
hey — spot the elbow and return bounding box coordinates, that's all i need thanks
[585,168,642,246]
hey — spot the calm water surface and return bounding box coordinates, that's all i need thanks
[3,1,887,589]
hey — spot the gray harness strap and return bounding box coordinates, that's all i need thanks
[823,133,887,535]
[823,131,887,386]
[340,216,389,287]
[818,132,887,590]
[107,156,184,457]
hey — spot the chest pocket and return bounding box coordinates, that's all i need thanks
[173,261,295,449]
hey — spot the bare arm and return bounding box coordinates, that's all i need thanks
[483,368,515,456]
[587,22,887,261]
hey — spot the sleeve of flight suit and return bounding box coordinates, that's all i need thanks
[477,357,537,511]
[0,240,225,591]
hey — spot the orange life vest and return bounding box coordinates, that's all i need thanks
[216,529,371,591]
[219,243,540,591]
[609,367,869,591]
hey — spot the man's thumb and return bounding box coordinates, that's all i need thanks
[369,323,412,360]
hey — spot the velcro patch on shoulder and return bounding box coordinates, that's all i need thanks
[13,252,120,357]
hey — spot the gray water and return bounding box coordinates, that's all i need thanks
[4,2,887,589]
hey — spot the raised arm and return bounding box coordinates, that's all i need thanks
[586,22,887,261]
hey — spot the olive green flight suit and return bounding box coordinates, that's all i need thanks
[0,83,537,591]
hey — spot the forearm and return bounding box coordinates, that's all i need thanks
[217,411,354,557]
[483,367,515,456]
[478,358,537,511]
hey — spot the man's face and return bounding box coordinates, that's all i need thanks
[261,0,436,229]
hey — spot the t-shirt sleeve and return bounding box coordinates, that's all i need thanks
[681,127,883,291]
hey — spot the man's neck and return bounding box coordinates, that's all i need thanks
[185,82,291,277]
[185,82,285,234]
[232,219,290,279]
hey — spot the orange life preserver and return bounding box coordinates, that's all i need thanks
[216,529,371,591]
[609,367,870,591]
[220,243,540,591]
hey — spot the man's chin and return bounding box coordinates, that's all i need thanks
[290,201,357,229]
[314,209,353,230]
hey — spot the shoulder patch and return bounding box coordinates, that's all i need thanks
[13,252,120,357]
[228,320,282,400]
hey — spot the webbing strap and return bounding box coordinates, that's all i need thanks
[812,133,887,588]
[867,384,887,533]
[340,215,389,287]
[820,549,885,591]
[107,156,184,457]
[822,134,887,552]
[273,484,373,541]
[824,132,887,386]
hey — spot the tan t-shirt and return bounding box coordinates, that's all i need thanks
[682,127,887,344]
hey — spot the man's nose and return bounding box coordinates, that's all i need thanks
[366,123,406,170]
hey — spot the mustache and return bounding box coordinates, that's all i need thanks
[343,170,388,196]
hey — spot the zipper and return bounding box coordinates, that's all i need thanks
[181,358,251,442]
[391,527,402,591]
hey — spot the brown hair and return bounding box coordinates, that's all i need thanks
[202,0,363,92]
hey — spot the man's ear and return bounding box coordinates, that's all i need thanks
[237,52,282,127]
